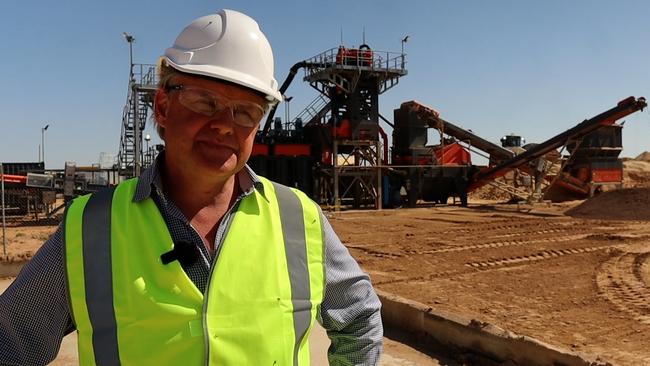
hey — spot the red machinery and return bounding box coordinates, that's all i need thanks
[435,143,472,165]
[0,174,27,184]
[390,97,646,205]
[336,45,373,67]
[469,96,647,194]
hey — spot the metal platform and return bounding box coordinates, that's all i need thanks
[303,47,407,95]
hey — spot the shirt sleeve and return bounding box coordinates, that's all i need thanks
[0,225,75,365]
[318,213,383,366]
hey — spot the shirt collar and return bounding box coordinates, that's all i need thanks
[133,151,265,203]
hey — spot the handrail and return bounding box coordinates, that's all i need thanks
[294,94,329,125]
[131,64,158,86]
[304,47,406,73]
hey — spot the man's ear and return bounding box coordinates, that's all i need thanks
[154,89,169,127]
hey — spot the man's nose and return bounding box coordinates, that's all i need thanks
[208,107,236,134]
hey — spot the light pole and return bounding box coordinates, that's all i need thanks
[401,35,409,68]
[145,134,151,165]
[122,32,135,81]
[123,32,141,176]
[41,124,49,166]
[284,96,293,127]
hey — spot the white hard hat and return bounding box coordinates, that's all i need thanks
[164,9,283,104]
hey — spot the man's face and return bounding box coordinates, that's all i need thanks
[154,73,267,181]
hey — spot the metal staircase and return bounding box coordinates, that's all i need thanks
[294,94,331,126]
[117,64,158,178]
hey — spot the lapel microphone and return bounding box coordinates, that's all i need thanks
[160,241,199,267]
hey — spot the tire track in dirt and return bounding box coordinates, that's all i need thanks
[447,221,624,239]
[374,245,614,286]
[432,219,637,237]
[465,245,612,269]
[346,245,405,259]
[488,226,592,239]
[374,268,473,285]
[424,229,644,256]
[349,228,629,267]
[596,251,650,324]
[349,231,592,258]
[434,219,556,235]
[407,234,591,255]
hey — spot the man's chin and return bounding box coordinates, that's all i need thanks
[197,153,240,176]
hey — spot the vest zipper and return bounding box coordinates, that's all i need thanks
[201,196,244,366]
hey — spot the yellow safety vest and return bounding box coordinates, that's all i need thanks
[64,177,325,365]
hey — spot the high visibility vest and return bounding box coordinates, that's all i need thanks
[64,177,325,365]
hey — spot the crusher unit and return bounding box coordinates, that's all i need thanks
[545,124,625,199]
[388,101,515,207]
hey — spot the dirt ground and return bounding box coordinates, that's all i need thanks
[0,219,57,262]
[328,192,650,365]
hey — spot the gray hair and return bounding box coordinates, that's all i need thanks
[152,59,179,140]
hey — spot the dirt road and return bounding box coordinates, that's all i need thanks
[329,202,650,365]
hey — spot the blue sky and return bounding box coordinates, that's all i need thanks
[1,0,649,168]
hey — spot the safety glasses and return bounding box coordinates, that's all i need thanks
[166,84,267,128]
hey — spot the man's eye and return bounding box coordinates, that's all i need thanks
[192,100,215,113]
[234,109,254,120]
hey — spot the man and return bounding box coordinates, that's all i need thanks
[0,9,382,365]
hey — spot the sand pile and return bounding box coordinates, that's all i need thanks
[634,151,650,162]
[469,181,516,201]
[566,187,650,220]
[624,160,650,187]
[623,152,650,188]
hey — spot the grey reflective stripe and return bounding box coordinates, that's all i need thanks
[62,208,79,329]
[82,187,121,365]
[273,183,312,366]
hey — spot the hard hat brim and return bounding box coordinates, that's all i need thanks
[164,56,283,104]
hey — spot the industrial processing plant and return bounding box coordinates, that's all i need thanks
[2,3,650,365]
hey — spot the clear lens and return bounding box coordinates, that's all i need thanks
[174,86,266,128]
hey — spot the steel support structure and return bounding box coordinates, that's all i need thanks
[117,64,158,178]
[331,139,382,210]
[302,47,406,209]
